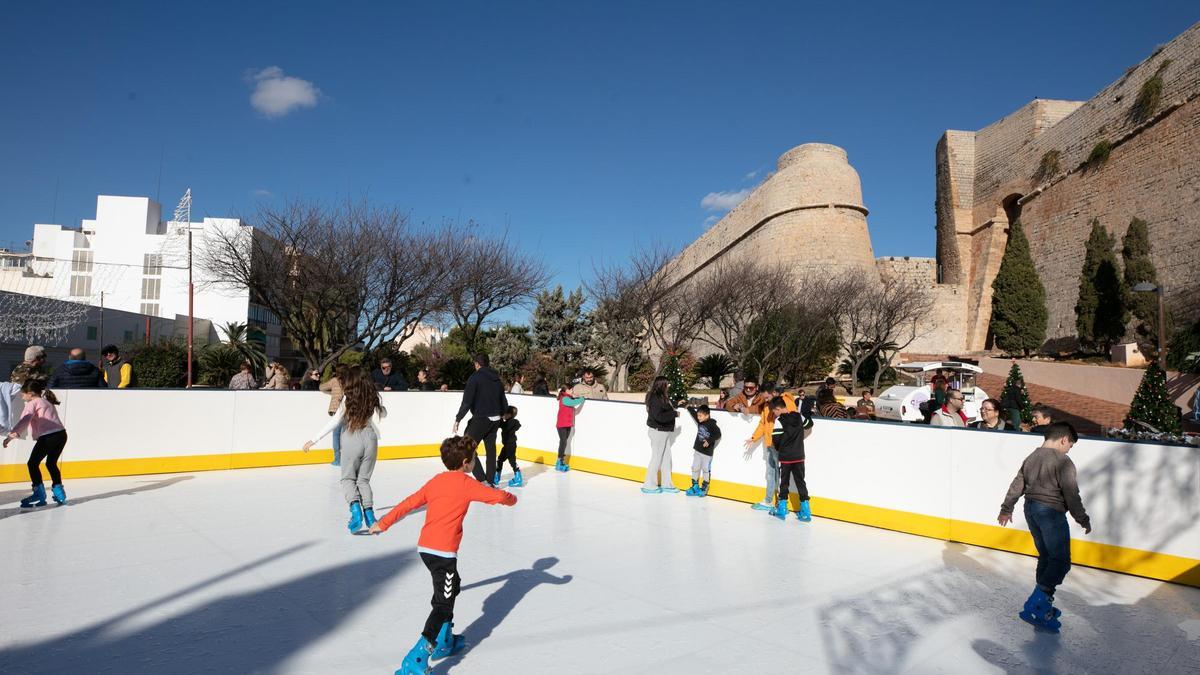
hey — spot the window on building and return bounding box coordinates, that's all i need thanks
[142,253,163,276]
[69,275,91,297]
[71,249,93,273]
[141,277,161,300]
[140,302,160,316]
[86,326,98,340]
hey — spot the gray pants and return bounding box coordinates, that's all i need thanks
[691,452,712,481]
[644,428,674,489]
[340,426,378,507]
[763,446,779,503]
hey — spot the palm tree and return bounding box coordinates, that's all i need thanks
[220,321,268,375]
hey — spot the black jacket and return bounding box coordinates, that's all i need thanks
[645,395,676,432]
[1000,384,1022,410]
[772,411,813,463]
[48,360,105,389]
[372,369,409,391]
[501,418,521,447]
[686,407,722,455]
[456,367,508,422]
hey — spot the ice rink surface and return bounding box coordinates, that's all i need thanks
[1,458,1198,675]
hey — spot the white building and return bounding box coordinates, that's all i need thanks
[0,195,284,358]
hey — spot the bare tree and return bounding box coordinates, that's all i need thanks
[447,229,549,354]
[588,296,643,391]
[199,199,468,372]
[838,276,934,390]
[739,276,857,384]
[589,242,707,374]
[692,262,797,369]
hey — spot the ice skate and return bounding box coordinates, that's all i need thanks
[431,621,466,659]
[507,470,524,487]
[797,499,811,522]
[363,507,377,528]
[772,499,789,521]
[51,485,67,505]
[1019,587,1061,632]
[397,636,434,674]
[492,470,502,485]
[347,501,365,534]
[20,485,47,508]
[751,499,774,511]
[686,479,700,496]
[698,480,709,497]
[641,487,662,494]
[661,484,680,494]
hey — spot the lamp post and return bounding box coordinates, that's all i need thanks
[1132,282,1165,369]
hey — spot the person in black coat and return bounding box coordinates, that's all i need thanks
[48,349,105,389]
[453,353,509,485]
[641,376,679,493]
[372,359,408,392]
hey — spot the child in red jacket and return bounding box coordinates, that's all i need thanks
[370,435,518,674]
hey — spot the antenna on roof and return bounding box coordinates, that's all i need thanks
[173,188,192,232]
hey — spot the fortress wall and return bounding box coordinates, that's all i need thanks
[876,256,936,285]
[935,131,977,284]
[875,257,967,355]
[1021,96,1200,343]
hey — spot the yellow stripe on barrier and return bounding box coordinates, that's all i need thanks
[2,443,1196,587]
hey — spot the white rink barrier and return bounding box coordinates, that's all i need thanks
[1,390,1196,586]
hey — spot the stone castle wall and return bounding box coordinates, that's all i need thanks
[935,20,1200,351]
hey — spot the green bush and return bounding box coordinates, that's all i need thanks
[989,220,1048,355]
[129,341,191,388]
[1129,59,1171,124]
[1167,321,1200,374]
[1031,150,1062,183]
[1086,141,1112,169]
[695,353,734,389]
[440,357,475,389]
[198,344,244,388]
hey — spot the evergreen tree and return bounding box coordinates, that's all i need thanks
[1075,219,1128,352]
[662,353,688,403]
[1003,362,1034,424]
[1121,217,1167,352]
[989,220,1048,356]
[532,285,588,384]
[1125,363,1181,433]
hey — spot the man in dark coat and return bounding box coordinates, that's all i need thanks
[48,348,105,389]
[453,353,508,486]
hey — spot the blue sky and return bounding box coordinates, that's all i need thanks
[2,2,1196,300]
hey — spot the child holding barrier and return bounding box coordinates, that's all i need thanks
[684,403,721,496]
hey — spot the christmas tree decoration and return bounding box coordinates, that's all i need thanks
[1125,363,1182,433]
[663,353,688,403]
[1003,362,1034,425]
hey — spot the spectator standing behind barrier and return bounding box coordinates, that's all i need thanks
[10,345,48,385]
[261,362,291,390]
[320,364,349,466]
[855,390,875,417]
[372,358,408,392]
[509,374,525,395]
[100,345,133,388]
[453,353,508,486]
[4,346,47,435]
[971,398,1009,430]
[573,368,608,400]
[931,389,968,427]
[816,388,848,419]
[723,378,768,414]
[1001,377,1026,430]
[1029,404,1054,433]
[48,348,104,389]
[301,369,321,391]
[997,422,1091,632]
[416,369,436,392]
[641,375,679,494]
[532,378,550,396]
[228,362,258,390]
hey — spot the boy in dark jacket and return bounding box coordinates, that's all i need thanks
[496,406,523,487]
[684,404,721,497]
[998,422,1091,633]
[769,396,813,522]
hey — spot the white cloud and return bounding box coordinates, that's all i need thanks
[702,214,720,229]
[252,188,273,198]
[744,170,759,181]
[700,188,752,211]
[247,66,319,118]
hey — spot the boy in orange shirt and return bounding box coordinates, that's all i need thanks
[370,435,518,674]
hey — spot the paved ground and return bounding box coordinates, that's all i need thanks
[976,373,1128,436]
[2,460,1198,674]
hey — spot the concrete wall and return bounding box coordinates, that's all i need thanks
[979,357,1200,411]
[2,390,1196,586]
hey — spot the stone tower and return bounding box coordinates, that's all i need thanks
[670,143,879,287]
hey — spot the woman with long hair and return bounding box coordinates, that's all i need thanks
[642,375,680,494]
[3,379,68,507]
[304,366,387,533]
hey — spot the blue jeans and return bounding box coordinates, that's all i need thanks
[763,446,779,502]
[1024,500,1072,592]
[331,423,342,464]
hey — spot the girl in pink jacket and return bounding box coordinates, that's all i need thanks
[554,384,585,472]
[3,379,68,507]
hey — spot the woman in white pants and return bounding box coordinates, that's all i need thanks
[643,376,680,494]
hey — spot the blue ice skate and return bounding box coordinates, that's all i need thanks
[397,636,434,674]
[51,485,67,505]
[431,621,466,659]
[1019,587,1062,633]
[661,484,680,494]
[347,501,365,534]
[20,485,47,508]
[641,487,662,494]
[507,470,524,488]
[363,507,377,528]
[772,499,789,521]
[686,480,700,496]
[698,481,709,497]
[797,500,811,522]
[492,471,502,485]
[751,500,774,511]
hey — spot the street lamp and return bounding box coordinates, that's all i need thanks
[1132,282,1165,369]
